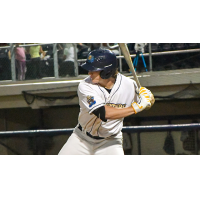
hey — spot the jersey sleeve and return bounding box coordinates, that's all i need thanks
[78,82,106,114]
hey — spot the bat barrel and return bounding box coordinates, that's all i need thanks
[118,43,141,88]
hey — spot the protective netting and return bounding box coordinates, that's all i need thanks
[1,43,200,80]
[21,81,200,106]
[154,83,200,99]
[0,45,11,80]
[0,43,77,81]
[151,52,200,72]
[1,43,200,155]
[22,86,78,105]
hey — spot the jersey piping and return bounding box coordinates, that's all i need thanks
[97,85,107,102]
[88,117,98,133]
[88,117,103,137]
[109,73,122,103]
[97,121,102,137]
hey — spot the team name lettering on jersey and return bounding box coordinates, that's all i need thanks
[106,103,126,108]
[87,96,96,107]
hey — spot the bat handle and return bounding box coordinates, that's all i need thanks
[136,79,141,88]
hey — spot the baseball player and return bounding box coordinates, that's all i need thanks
[58,48,154,155]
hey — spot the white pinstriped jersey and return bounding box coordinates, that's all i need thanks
[77,73,139,138]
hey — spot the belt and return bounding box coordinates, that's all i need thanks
[78,124,105,140]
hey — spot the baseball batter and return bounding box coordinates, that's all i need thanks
[58,48,154,155]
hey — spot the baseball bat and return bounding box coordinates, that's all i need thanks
[118,43,155,109]
[118,43,141,88]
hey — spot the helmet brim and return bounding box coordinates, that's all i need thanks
[81,62,102,72]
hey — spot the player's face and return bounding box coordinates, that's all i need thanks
[88,71,101,84]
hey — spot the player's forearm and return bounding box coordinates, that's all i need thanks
[105,105,135,119]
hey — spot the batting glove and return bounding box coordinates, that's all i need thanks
[142,87,155,109]
[131,89,151,114]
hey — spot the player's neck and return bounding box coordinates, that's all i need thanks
[99,77,116,89]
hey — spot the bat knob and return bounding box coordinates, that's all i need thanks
[145,93,155,110]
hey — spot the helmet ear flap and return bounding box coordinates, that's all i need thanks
[100,68,115,79]
[100,70,110,79]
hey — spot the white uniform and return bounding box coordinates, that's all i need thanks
[58,73,139,155]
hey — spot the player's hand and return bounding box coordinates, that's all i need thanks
[131,88,151,114]
[141,87,155,109]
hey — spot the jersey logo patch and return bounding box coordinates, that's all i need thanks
[87,96,96,107]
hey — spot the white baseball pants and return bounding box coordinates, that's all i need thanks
[58,128,124,155]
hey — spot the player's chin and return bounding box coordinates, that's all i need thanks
[92,80,99,84]
[91,78,100,84]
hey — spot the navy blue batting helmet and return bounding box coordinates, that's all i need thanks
[81,48,117,79]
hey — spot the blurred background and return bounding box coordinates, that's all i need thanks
[0,43,200,155]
